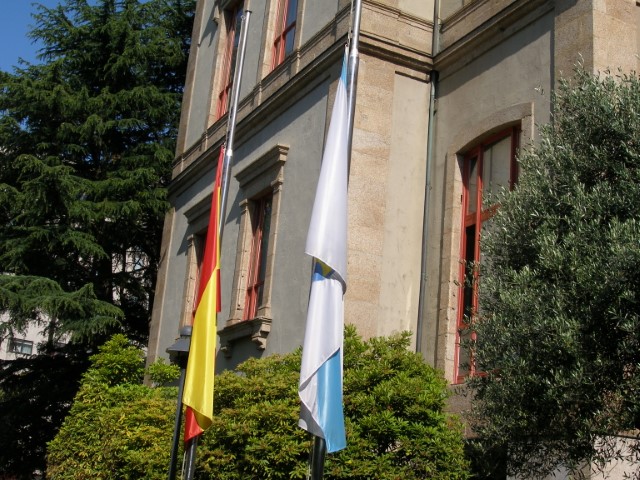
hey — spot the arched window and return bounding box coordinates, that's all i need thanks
[455,126,519,383]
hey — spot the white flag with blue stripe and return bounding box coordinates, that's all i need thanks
[298,52,348,453]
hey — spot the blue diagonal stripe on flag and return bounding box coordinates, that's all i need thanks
[298,51,349,453]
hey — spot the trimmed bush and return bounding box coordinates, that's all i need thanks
[47,328,469,479]
[47,335,177,479]
[196,326,469,480]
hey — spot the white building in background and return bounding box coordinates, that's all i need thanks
[0,315,44,360]
[0,310,70,361]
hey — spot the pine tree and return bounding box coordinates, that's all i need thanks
[469,70,640,479]
[0,0,195,476]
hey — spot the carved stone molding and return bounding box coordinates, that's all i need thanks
[218,316,272,358]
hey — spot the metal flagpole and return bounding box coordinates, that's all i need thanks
[167,367,185,480]
[219,8,252,241]
[182,436,198,480]
[306,0,361,477]
[180,6,252,479]
[308,436,327,480]
[346,0,362,170]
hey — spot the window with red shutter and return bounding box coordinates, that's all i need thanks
[216,3,244,119]
[243,195,272,320]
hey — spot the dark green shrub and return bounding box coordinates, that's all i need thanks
[47,329,469,479]
[196,326,469,480]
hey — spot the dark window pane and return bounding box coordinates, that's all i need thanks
[286,0,297,27]
[284,29,295,56]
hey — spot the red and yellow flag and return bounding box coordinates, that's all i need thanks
[183,146,224,442]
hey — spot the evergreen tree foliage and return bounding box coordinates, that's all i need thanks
[47,327,470,479]
[0,0,195,476]
[469,70,640,478]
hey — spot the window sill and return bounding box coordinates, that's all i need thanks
[218,316,272,358]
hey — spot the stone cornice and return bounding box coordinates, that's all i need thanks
[362,0,433,71]
[436,0,553,77]
[235,144,288,187]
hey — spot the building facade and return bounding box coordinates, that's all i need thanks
[147,0,639,387]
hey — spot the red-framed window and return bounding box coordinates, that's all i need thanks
[216,3,244,119]
[271,0,297,69]
[455,126,520,384]
[244,195,272,320]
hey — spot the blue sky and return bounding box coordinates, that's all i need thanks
[0,1,67,72]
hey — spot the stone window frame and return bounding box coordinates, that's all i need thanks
[242,194,273,320]
[218,144,288,357]
[181,194,214,330]
[270,0,299,70]
[180,145,224,331]
[180,231,205,328]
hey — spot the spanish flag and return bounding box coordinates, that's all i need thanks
[183,146,224,442]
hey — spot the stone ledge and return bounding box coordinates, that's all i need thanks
[218,316,272,358]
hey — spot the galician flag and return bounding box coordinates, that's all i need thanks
[183,146,224,442]
[298,52,348,453]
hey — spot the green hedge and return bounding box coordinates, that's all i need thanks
[47,328,469,479]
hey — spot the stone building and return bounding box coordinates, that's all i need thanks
[147,0,639,388]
